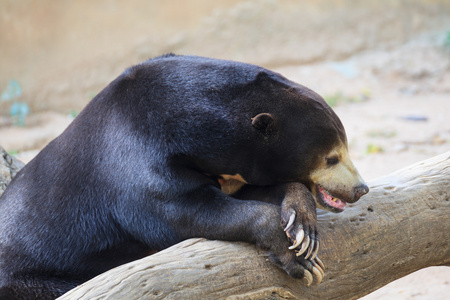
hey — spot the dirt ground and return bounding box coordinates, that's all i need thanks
[1,0,449,298]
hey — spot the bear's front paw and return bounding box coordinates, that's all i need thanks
[281,183,319,260]
[279,183,326,284]
[282,207,319,260]
[273,247,325,285]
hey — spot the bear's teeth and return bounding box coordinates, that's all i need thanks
[331,198,337,202]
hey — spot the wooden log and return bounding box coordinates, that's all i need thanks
[43,151,450,299]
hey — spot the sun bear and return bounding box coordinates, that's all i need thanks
[0,54,368,299]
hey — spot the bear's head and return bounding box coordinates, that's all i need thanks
[247,72,369,213]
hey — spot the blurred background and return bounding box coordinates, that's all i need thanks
[1,0,449,298]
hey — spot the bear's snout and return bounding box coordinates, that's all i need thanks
[353,183,369,202]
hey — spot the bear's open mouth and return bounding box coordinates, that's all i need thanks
[316,185,347,213]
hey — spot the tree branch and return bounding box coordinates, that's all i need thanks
[36,152,450,299]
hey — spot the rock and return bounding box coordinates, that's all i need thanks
[0,146,24,195]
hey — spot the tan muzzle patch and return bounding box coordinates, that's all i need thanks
[309,143,367,203]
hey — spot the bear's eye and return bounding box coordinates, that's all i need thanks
[326,156,339,166]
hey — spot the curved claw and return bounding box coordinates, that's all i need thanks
[302,269,313,286]
[315,257,325,271]
[310,241,319,260]
[311,259,325,278]
[288,228,305,250]
[311,266,323,284]
[304,239,315,259]
[284,213,296,232]
[296,235,310,256]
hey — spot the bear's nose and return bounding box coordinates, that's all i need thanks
[354,183,369,201]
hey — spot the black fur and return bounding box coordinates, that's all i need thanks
[0,55,345,299]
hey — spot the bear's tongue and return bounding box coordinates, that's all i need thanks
[318,186,347,210]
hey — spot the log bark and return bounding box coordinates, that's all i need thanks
[4,151,446,300]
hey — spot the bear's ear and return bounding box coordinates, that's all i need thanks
[251,113,276,136]
[255,71,270,82]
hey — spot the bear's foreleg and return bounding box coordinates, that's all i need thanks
[233,182,324,284]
